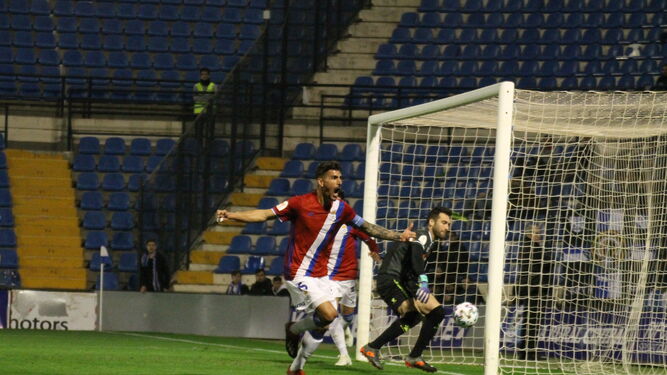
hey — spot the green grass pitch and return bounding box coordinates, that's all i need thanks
[0,330,485,375]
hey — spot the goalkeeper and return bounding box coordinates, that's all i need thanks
[360,207,452,373]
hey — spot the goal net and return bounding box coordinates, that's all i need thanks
[356,82,667,375]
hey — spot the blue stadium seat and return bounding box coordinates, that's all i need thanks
[214,256,241,273]
[292,143,316,160]
[257,197,278,210]
[315,144,338,161]
[127,174,145,192]
[155,139,176,156]
[242,256,265,274]
[0,249,17,268]
[252,236,276,255]
[242,222,267,235]
[89,251,113,271]
[267,178,290,196]
[117,252,138,271]
[121,156,144,173]
[102,173,125,191]
[280,160,304,178]
[95,272,120,291]
[0,189,10,207]
[77,173,100,190]
[0,229,15,247]
[266,256,284,276]
[80,191,103,210]
[83,211,106,230]
[290,179,313,196]
[97,155,120,173]
[104,137,126,155]
[228,235,252,254]
[111,212,134,231]
[107,192,130,211]
[0,208,13,227]
[268,221,290,236]
[72,154,96,172]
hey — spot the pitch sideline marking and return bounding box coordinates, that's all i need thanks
[115,332,466,375]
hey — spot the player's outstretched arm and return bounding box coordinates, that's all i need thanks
[216,208,276,223]
[359,221,416,242]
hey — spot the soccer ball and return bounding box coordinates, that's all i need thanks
[453,302,479,328]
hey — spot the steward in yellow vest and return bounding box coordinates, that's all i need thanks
[193,68,217,114]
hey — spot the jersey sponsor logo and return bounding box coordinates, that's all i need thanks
[307,212,314,216]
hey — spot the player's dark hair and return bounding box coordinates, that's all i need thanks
[427,206,453,222]
[315,161,341,178]
[231,270,241,277]
[145,239,157,246]
[200,67,210,74]
[255,268,265,275]
[273,276,282,282]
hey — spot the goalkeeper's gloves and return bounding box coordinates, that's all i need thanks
[415,274,430,303]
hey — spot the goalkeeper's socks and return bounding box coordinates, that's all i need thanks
[409,306,444,358]
[329,317,347,354]
[370,311,422,349]
[289,330,323,372]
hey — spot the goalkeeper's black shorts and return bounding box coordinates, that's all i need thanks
[376,275,419,312]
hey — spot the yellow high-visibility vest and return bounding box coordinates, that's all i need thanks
[193,82,216,114]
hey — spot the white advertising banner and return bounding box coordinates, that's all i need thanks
[8,290,97,331]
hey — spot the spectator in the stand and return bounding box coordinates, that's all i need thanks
[272,276,290,297]
[515,223,554,360]
[249,268,273,295]
[226,270,249,295]
[653,63,667,90]
[139,239,171,292]
[193,67,217,115]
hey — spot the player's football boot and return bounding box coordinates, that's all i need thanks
[335,353,352,366]
[285,322,301,358]
[405,356,437,373]
[286,366,305,375]
[359,345,383,370]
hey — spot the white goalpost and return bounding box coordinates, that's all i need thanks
[356,82,667,375]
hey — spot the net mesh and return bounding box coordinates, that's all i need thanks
[366,90,667,374]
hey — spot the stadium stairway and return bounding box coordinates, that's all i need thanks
[294,0,421,120]
[6,150,87,290]
[173,156,287,293]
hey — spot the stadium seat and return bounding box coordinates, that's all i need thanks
[242,256,265,274]
[127,174,145,192]
[83,211,106,230]
[80,191,103,211]
[338,144,364,161]
[290,179,313,196]
[0,208,13,227]
[267,178,290,196]
[106,192,130,211]
[102,173,126,191]
[266,256,284,276]
[72,154,96,172]
[97,155,121,173]
[252,236,276,255]
[280,160,304,178]
[89,252,113,271]
[257,197,278,210]
[110,212,134,231]
[103,137,125,155]
[292,143,316,160]
[121,156,144,173]
[0,249,18,268]
[95,272,120,291]
[79,137,100,155]
[0,190,10,207]
[227,235,252,255]
[214,255,241,274]
[77,173,100,190]
[315,144,339,161]
[118,252,138,272]
[268,221,290,236]
[0,229,15,247]
[84,231,108,250]
[242,222,267,235]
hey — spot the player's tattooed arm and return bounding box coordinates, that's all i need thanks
[360,221,415,242]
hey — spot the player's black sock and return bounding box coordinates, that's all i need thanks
[369,311,421,349]
[409,306,444,358]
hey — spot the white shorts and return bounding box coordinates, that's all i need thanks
[332,279,357,308]
[285,276,337,314]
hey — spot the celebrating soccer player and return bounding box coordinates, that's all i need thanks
[359,206,452,373]
[216,161,415,375]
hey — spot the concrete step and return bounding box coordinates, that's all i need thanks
[20,277,88,290]
[326,54,377,71]
[244,174,274,189]
[229,192,264,207]
[5,149,67,160]
[12,185,75,198]
[255,157,288,171]
[10,176,73,188]
[19,235,81,248]
[348,22,399,38]
[20,256,85,268]
[358,7,412,22]
[202,230,238,245]
[190,250,224,265]
[15,216,79,227]
[373,0,421,6]
[16,224,81,237]
[18,245,84,258]
[336,38,386,54]
[189,264,217,272]
[12,204,78,217]
[312,70,371,85]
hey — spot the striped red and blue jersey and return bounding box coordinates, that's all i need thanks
[272,192,363,280]
[328,225,379,281]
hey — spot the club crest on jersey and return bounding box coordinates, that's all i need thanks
[277,201,288,211]
[418,235,428,247]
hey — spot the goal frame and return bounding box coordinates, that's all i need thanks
[355,82,515,375]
